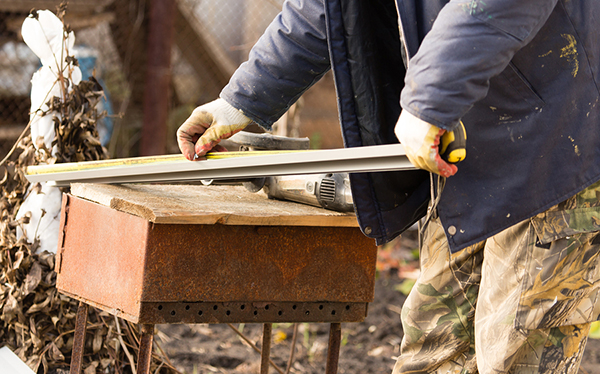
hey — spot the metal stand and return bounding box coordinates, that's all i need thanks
[137,324,155,374]
[69,308,345,374]
[59,190,375,374]
[69,302,88,374]
[260,323,273,374]
[326,323,342,374]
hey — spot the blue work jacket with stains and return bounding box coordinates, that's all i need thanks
[221,0,600,253]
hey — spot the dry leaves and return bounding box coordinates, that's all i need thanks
[0,7,177,373]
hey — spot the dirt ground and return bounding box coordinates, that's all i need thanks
[155,232,600,374]
[157,269,405,374]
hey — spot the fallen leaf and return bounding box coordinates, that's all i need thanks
[49,342,65,361]
[84,361,98,374]
[24,261,42,295]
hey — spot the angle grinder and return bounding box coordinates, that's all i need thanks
[202,131,354,212]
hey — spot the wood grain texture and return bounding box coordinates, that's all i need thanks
[70,183,359,227]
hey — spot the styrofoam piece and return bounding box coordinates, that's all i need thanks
[0,347,35,374]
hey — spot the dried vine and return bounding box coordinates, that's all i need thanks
[0,5,177,374]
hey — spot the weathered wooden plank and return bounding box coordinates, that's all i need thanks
[71,183,359,227]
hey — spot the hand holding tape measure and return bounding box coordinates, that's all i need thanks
[395,110,466,177]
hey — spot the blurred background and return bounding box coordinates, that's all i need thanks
[0,0,344,159]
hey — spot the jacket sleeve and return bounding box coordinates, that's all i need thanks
[220,0,330,130]
[401,0,559,130]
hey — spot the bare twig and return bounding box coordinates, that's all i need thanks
[153,337,181,373]
[226,323,285,374]
[387,305,403,316]
[115,315,137,374]
[0,122,31,167]
[284,323,299,374]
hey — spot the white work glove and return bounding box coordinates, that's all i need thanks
[177,98,253,160]
[395,110,458,178]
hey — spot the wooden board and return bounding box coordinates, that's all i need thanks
[71,183,359,227]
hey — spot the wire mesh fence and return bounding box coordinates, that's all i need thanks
[0,0,343,160]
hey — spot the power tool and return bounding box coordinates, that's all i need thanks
[212,131,355,212]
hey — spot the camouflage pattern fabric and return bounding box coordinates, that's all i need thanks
[393,180,600,374]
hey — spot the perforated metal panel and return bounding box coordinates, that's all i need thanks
[139,301,368,324]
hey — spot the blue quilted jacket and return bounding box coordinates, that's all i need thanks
[221,0,600,252]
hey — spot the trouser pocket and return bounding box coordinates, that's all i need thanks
[515,224,600,330]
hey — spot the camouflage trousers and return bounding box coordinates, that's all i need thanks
[393,201,600,374]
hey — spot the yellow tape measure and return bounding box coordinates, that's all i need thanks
[26,150,307,175]
[439,121,467,164]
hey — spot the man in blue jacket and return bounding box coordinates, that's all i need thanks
[177,0,600,372]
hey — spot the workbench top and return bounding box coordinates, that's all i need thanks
[70,183,359,227]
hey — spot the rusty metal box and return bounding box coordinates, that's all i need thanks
[56,184,377,325]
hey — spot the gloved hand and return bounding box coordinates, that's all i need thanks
[395,110,458,177]
[177,98,253,160]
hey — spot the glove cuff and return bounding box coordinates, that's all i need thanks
[211,98,252,126]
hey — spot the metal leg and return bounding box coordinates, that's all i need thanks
[137,324,155,374]
[325,323,342,374]
[260,323,273,374]
[70,301,89,374]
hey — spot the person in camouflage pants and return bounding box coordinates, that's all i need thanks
[393,180,600,374]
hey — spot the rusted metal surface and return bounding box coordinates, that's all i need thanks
[57,194,148,321]
[57,194,377,324]
[70,301,88,374]
[260,323,272,374]
[325,323,342,374]
[137,301,368,324]
[137,324,155,374]
[141,223,376,302]
[56,194,69,275]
